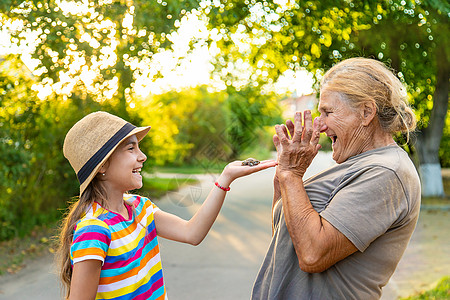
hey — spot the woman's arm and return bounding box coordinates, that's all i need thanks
[272,174,281,213]
[272,118,295,230]
[69,260,102,300]
[154,160,277,245]
[274,111,357,273]
[277,171,357,273]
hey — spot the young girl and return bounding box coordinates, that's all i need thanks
[58,111,276,300]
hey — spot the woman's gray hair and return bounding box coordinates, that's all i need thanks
[320,57,416,140]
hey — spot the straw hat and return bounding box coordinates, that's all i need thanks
[63,111,151,196]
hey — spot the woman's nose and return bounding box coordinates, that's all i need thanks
[318,117,328,133]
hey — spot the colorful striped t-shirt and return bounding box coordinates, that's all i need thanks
[71,194,166,300]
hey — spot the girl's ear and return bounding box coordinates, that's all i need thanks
[98,160,110,174]
[361,102,377,126]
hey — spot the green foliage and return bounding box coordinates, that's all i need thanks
[0,0,198,240]
[1,0,447,241]
[205,0,449,168]
[134,85,282,167]
[134,86,228,166]
[1,57,38,239]
[224,85,283,158]
[0,73,282,242]
[0,57,89,240]
[1,0,198,112]
[400,276,450,299]
[0,1,284,242]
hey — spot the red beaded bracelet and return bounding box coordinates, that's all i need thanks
[215,181,230,191]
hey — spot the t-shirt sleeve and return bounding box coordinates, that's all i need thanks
[130,195,161,230]
[319,166,408,252]
[150,200,160,213]
[141,196,160,213]
[130,194,160,213]
[144,197,160,227]
[71,218,111,265]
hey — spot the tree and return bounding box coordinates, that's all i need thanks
[0,56,36,239]
[0,56,82,239]
[135,85,282,167]
[1,0,198,116]
[0,0,200,238]
[204,0,449,196]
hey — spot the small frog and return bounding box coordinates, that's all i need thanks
[241,158,260,167]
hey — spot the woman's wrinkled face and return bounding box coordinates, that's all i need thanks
[318,90,367,163]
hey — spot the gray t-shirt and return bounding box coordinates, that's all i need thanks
[252,145,421,300]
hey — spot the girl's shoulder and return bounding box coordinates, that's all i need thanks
[124,194,160,212]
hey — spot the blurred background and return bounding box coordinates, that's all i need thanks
[0,0,448,298]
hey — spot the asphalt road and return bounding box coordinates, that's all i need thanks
[0,152,448,299]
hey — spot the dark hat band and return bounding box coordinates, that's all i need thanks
[77,122,136,185]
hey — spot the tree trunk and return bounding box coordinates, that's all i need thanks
[415,44,449,197]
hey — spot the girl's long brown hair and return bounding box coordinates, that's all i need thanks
[56,176,108,299]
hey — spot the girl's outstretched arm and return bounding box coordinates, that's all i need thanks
[154,160,277,245]
[69,259,102,300]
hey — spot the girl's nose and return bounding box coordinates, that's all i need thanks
[138,149,147,162]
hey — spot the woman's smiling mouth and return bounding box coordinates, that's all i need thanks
[330,135,337,144]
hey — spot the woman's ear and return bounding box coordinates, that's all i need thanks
[361,102,377,126]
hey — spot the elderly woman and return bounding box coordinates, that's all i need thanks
[252,58,420,299]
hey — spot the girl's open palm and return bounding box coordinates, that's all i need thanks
[223,160,277,182]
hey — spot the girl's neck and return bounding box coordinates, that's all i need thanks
[101,183,129,218]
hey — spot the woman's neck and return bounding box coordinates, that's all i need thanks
[363,120,396,151]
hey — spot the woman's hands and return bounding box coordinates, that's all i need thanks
[274,110,322,179]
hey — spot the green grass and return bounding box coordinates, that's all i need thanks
[139,176,199,199]
[153,161,228,174]
[400,276,450,299]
